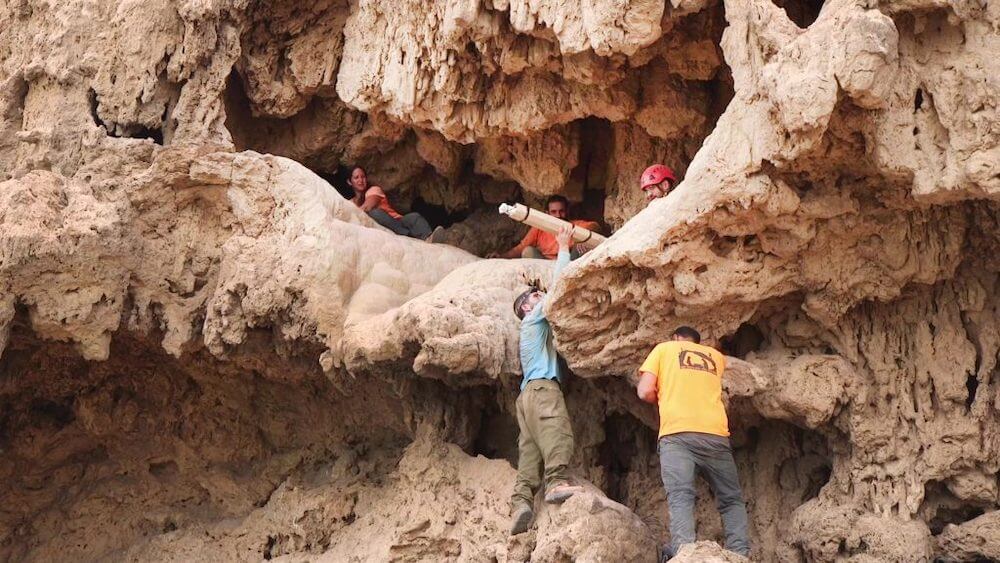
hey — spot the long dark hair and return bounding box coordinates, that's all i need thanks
[348,165,365,190]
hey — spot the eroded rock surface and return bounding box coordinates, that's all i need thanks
[1,0,998,561]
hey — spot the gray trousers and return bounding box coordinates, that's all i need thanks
[658,432,750,557]
[368,209,433,239]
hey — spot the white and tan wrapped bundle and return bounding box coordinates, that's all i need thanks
[498,203,607,246]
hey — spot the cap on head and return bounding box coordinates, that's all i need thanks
[513,288,534,320]
[640,164,676,190]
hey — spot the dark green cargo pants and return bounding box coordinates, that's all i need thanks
[510,379,574,508]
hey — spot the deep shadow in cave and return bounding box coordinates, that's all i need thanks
[721,322,767,359]
[771,0,825,28]
[920,480,994,536]
[88,87,167,145]
[598,412,651,503]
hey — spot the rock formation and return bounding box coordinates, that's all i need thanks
[1,0,998,561]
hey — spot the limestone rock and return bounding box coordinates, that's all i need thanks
[671,541,747,562]
[749,352,856,429]
[937,510,1000,562]
[475,124,581,197]
[342,258,556,383]
[531,490,659,562]
[1,0,999,561]
[0,171,130,360]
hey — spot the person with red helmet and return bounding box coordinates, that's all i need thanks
[640,164,677,203]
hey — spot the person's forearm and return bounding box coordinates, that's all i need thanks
[636,371,658,403]
[537,249,569,320]
[637,385,657,403]
[551,249,570,283]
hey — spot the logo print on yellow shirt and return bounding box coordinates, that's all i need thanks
[678,349,718,374]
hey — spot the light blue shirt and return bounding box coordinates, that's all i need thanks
[519,250,570,390]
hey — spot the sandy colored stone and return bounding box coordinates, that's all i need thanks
[937,510,1000,562]
[1,0,999,562]
[671,541,748,562]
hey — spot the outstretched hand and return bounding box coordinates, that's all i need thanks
[556,224,574,250]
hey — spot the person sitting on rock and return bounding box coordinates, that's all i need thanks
[640,164,677,203]
[349,165,439,241]
[509,225,583,535]
[494,195,601,260]
[636,326,750,559]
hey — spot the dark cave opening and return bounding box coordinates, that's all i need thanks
[318,168,353,200]
[410,196,471,229]
[469,393,520,464]
[920,480,993,536]
[87,87,102,129]
[720,323,767,359]
[929,504,985,535]
[771,0,825,28]
[223,69,261,154]
[965,373,979,411]
[570,117,614,232]
[28,397,76,428]
[88,87,165,145]
[597,413,651,503]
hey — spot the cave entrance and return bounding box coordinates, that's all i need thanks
[570,117,614,232]
[87,87,167,145]
[470,394,519,464]
[598,413,653,503]
[770,0,825,28]
[919,480,994,536]
[720,322,767,358]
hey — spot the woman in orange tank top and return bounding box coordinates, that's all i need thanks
[348,166,437,241]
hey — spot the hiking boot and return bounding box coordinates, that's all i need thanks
[426,226,445,243]
[509,504,533,535]
[544,483,583,504]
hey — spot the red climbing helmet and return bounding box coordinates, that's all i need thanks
[640,164,676,190]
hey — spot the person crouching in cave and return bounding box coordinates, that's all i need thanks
[508,224,583,535]
[636,326,750,560]
[492,195,601,260]
[348,165,440,241]
[640,164,677,203]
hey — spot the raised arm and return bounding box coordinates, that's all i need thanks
[535,226,573,320]
[549,225,573,283]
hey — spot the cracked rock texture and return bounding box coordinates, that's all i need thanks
[1,0,998,561]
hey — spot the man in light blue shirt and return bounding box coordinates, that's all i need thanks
[509,225,582,535]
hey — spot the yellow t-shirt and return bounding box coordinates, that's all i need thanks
[639,341,729,438]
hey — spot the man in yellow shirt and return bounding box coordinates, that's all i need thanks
[636,326,750,559]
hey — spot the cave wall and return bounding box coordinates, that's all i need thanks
[1,0,999,561]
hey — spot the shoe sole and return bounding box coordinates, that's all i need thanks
[544,488,581,504]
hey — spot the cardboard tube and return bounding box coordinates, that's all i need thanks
[498,203,607,245]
